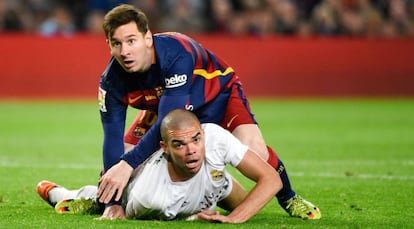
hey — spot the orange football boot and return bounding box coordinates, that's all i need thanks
[37,180,58,206]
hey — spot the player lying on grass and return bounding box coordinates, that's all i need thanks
[37,109,281,223]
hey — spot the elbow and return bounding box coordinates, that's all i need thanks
[261,169,282,197]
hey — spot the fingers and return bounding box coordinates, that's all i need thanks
[97,175,122,204]
[96,176,105,197]
[96,161,134,204]
[199,210,219,216]
[196,211,231,223]
[212,215,232,223]
[95,205,126,220]
[115,185,123,201]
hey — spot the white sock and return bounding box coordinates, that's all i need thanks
[77,185,98,199]
[48,185,98,205]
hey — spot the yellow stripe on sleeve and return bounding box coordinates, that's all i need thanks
[193,67,234,79]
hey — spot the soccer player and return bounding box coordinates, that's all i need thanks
[37,109,281,223]
[96,4,321,220]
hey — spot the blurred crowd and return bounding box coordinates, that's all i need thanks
[1,0,413,37]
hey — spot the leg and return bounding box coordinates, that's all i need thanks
[232,125,294,203]
[221,83,321,219]
[37,180,103,214]
[123,109,157,151]
[37,180,98,206]
[231,124,268,159]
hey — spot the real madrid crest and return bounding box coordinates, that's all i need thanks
[210,170,224,181]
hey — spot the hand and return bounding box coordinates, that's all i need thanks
[97,160,133,204]
[95,205,126,220]
[195,210,235,223]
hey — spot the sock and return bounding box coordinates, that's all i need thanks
[77,185,99,198]
[48,187,75,205]
[48,185,98,205]
[267,146,296,208]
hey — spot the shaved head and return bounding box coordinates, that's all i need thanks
[160,109,205,181]
[160,109,200,141]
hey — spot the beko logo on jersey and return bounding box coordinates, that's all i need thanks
[165,74,187,88]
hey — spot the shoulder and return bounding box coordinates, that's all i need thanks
[202,123,233,153]
[139,149,167,171]
[101,57,120,76]
[203,123,248,167]
[153,32,202,56]
[202,123,229,139]
[154,33,185,52]
[100,57,128,84]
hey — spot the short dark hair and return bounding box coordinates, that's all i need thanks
[102,4,149,39]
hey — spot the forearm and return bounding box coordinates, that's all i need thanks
[226,175,279,223]
[121,122,162,168]
[102,121,126,171]
[222,149,282,223]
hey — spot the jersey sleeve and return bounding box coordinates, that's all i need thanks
[203,123,248,167]
[99,83,128,172]
[121,53,195,168]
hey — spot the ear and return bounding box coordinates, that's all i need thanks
[160,140,167,152]
[144,30,153,48]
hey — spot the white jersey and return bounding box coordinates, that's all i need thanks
[124,123,248,220]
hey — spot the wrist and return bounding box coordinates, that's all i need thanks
[120,154,139,169]
[120,159,134,171]
[105,200,122,208]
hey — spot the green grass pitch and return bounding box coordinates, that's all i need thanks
[0,98,413,228]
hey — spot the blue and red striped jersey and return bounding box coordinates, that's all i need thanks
[99,32,242,171]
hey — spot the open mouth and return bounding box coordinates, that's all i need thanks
[123,60,134,68]
[186,159,199,169]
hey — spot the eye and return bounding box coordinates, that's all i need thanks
[127,39,136,45]
[173,142,183,149]
[193,136,201,143]
[112,41,121,48]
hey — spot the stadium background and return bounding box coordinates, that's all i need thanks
[1,0,414,98]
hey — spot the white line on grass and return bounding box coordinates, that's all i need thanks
[0,161,101,170]
[293,160,414,166]
[2,161,413,180]
[289,172,414,180]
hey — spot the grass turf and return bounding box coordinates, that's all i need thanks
[0,99,413,228]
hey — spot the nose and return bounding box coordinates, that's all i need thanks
[185,143,196,155]
[120,43,130,57]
